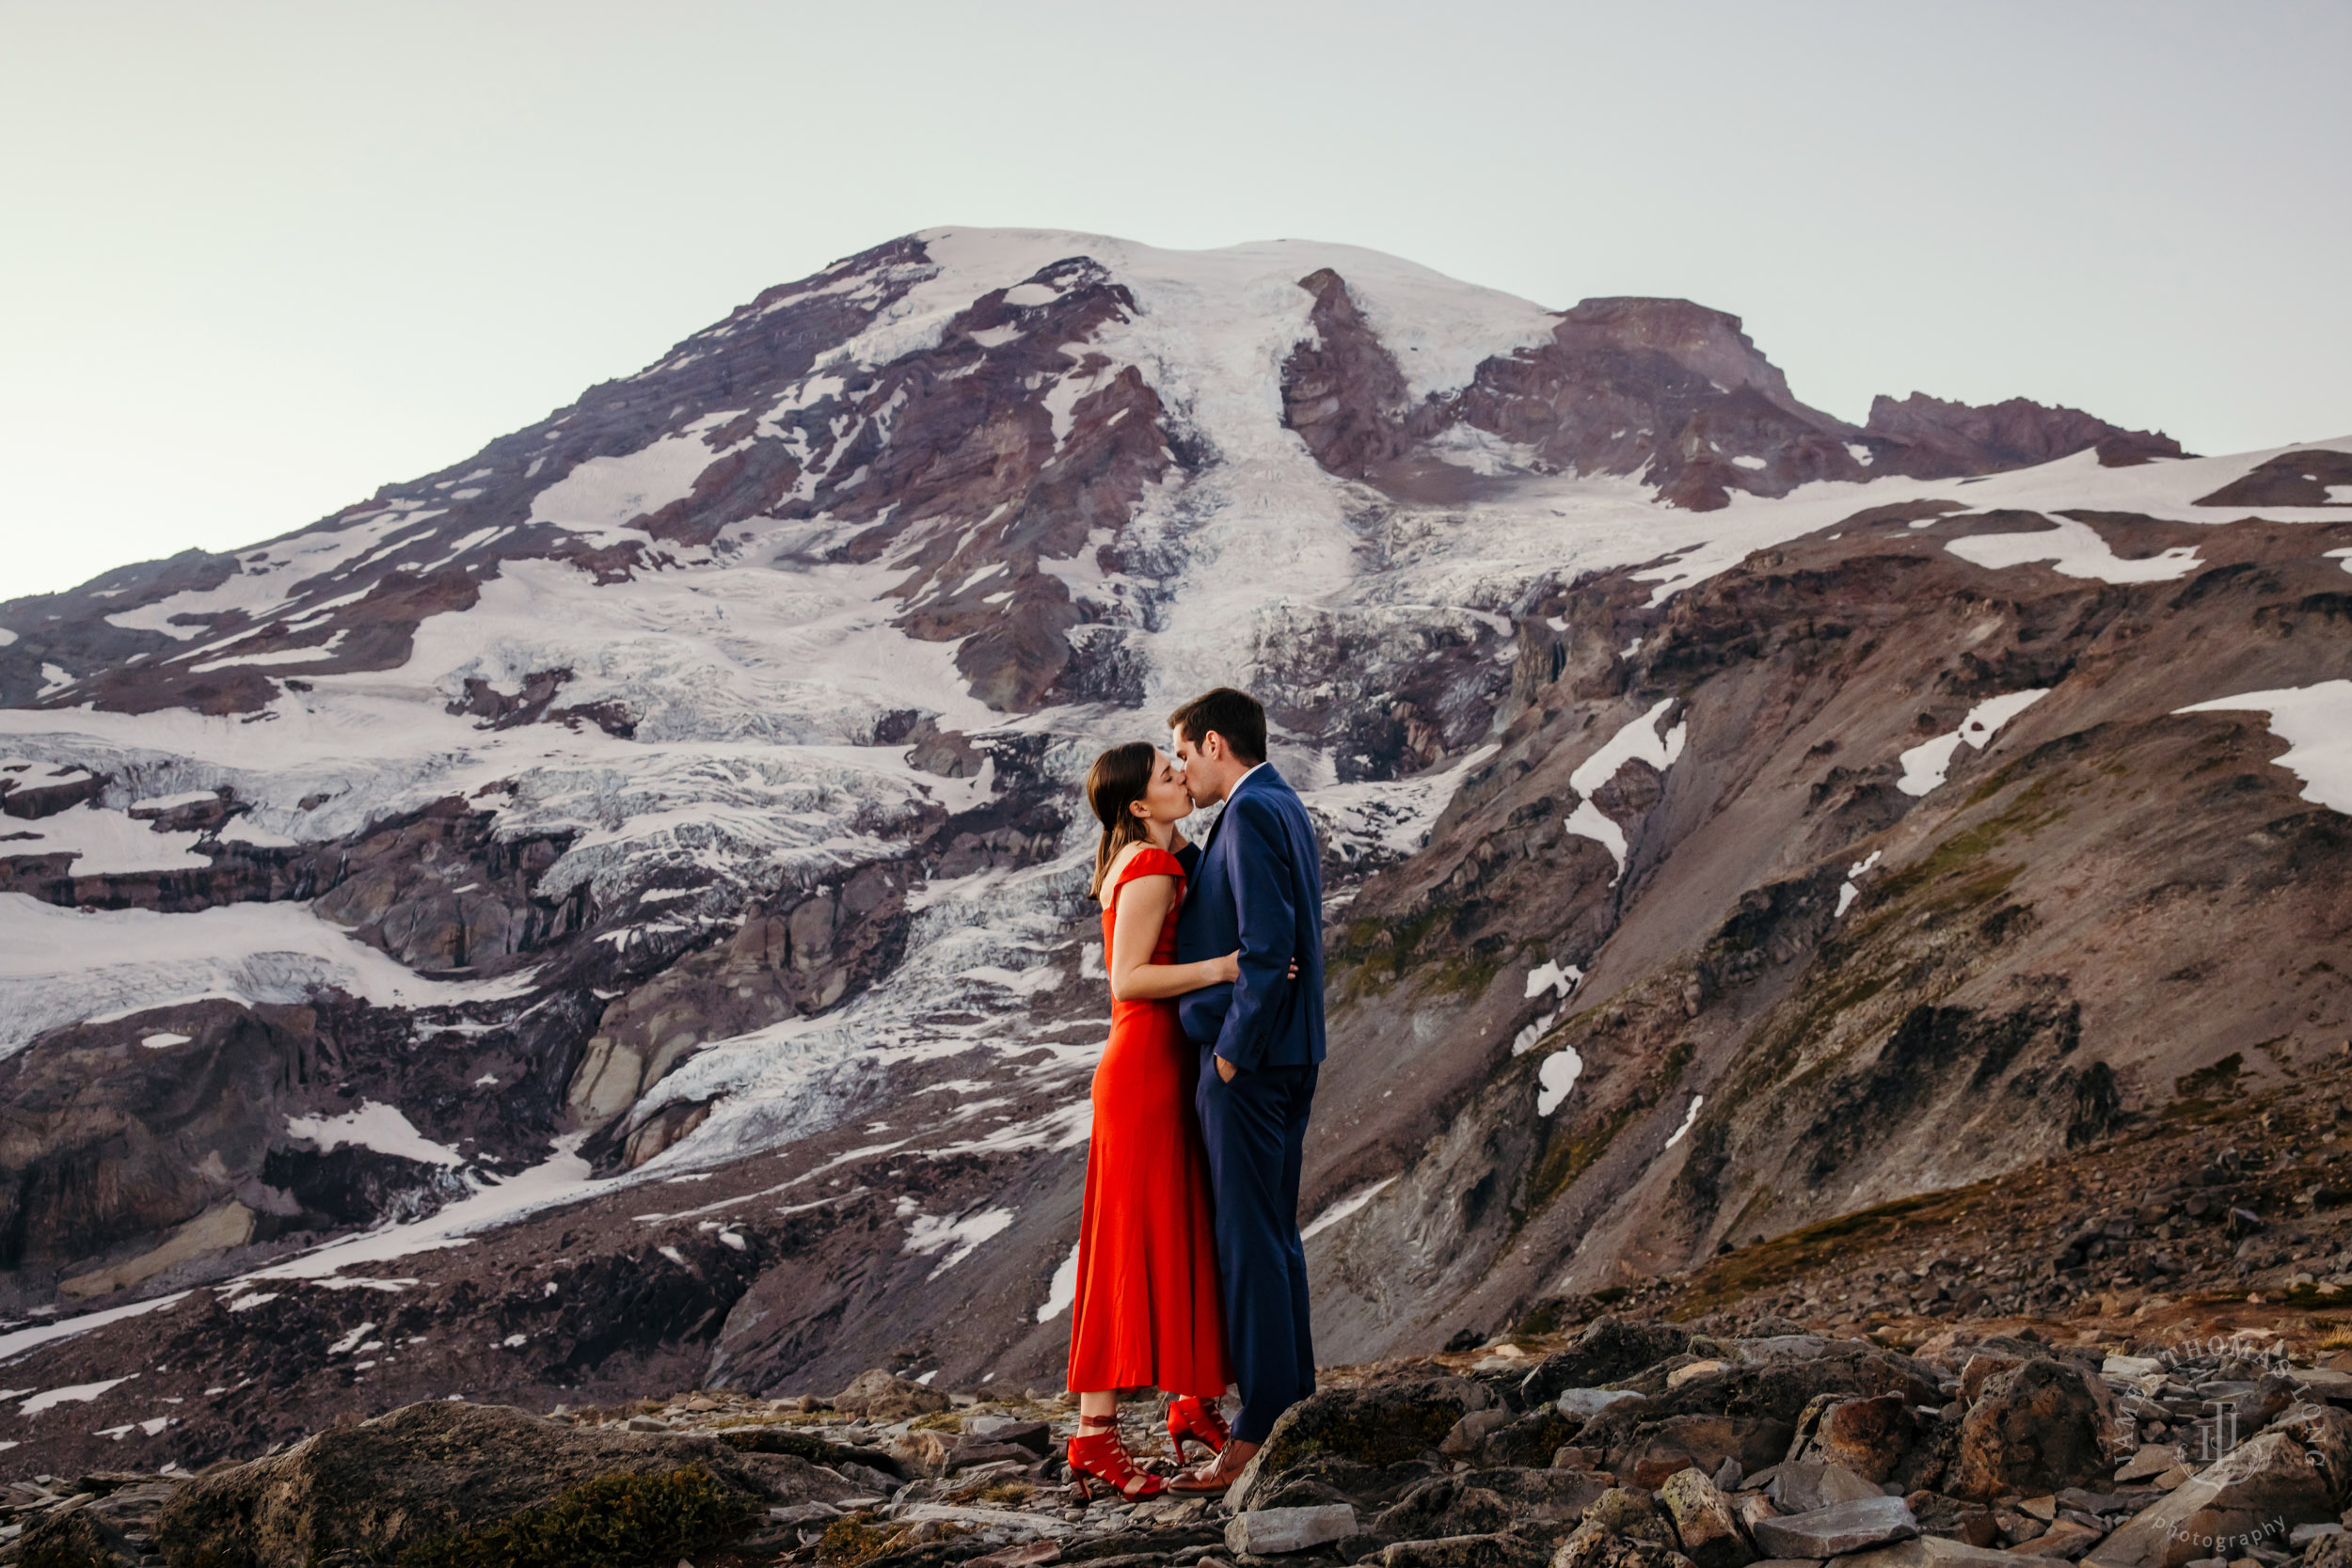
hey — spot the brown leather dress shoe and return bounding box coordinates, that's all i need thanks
[1167,1436,1259,1494]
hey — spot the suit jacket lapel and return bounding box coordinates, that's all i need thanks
[1200,764,1277,866]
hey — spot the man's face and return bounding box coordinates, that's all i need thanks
[1170,727,1213,806]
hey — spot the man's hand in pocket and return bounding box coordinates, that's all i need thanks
[1216,1056,1238,1083]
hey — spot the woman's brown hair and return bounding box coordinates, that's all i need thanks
[1086,741,1158,902]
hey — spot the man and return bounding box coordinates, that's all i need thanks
[1163,687,1326,1491]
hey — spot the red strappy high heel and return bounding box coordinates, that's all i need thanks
[1067,1412,1168,1500]
[1167,1394,1230,1462]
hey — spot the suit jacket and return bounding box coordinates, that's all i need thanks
[1173,764,1326,1071]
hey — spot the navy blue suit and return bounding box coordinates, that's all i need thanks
[1174,764,1324,1442]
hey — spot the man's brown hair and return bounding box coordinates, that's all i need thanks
[1168,687,1267,765]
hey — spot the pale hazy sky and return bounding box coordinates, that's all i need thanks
[4,1,2347,598]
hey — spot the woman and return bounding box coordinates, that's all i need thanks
[1063,742,1245,1499]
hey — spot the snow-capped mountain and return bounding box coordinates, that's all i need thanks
[2,228,2347,1477]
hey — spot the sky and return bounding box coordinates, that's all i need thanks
[3,0,2347,599]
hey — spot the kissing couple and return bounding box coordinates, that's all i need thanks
[1060,687,1327,1498]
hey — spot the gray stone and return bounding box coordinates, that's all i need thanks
[1562,1388,1651,1418]
[1751,1497,1920,1559]
[1226,1504,1358,1556]
[964,1417,1054,1453]
[1767,1462,1884,1513]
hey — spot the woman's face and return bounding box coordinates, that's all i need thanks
[1132,751,1193,826]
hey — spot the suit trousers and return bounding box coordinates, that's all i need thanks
[1194,1049,1318,1442]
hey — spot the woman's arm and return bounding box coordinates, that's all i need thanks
[1108,873,1238,1001]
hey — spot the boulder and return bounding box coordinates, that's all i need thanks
[2114,1447,2185,1485]
[1948,1358,2122,1502]
[153,1400,844,1568]
[2085,1404,2352,1568]
[1486,1409,1586,1467]
[1228,1503,1359,1555]
[1958,1353,2026,1406]
[1660,1466,1755,1568]
[13,1507,139,1568]
[1617,1416,1798,1488]
[1584,1487,1683,1548]
[1901,1492,1999,1548]
[963,1417,1054,1454]
[1467,1467,1616,1523]
[890,1429,1038,1477]
[1373,1534,1559,1568]
[1242,1377,1492,1504]
[1373,1478,1515,1542]
[1524,1318,1700,1405]
[1551,1520,1701,1568]
[1763,1461,1884,1513]
[1751,1497,1920,1559]
[1564,1389,1655,1418]
[1446,1408,1520,1455]
[1581,1352,1942,1449]
[1788,1395,1919,1484]
[834,1368,952,1419]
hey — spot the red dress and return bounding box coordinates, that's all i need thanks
[1065,846,1232,1397]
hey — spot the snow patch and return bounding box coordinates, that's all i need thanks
[904,1205,1016,1280]
[1525,959,1580,1001]
[1835,848,1883,918]
[2176,681,2352,815]
[1897,689,2050,797]
[19,1375,135,1417]
[1663,1094,1705,1148]
[1036,1239,1081,1323]
[285,1101,465,1167]
[1536,1046,1585,1117]
[1300,1176,1399,1241]
[1945,515,2200,583]
[1561,700,1684,881]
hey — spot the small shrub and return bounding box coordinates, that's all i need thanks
[395,1465,757,1568]
[908,1409,963,1432]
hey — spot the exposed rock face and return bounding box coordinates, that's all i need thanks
[1862,393,2186,476]
[0,227,2347,1481]
[1947,1357,2122,1500]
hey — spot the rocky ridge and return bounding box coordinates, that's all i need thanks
[10,1291,2352,1568]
